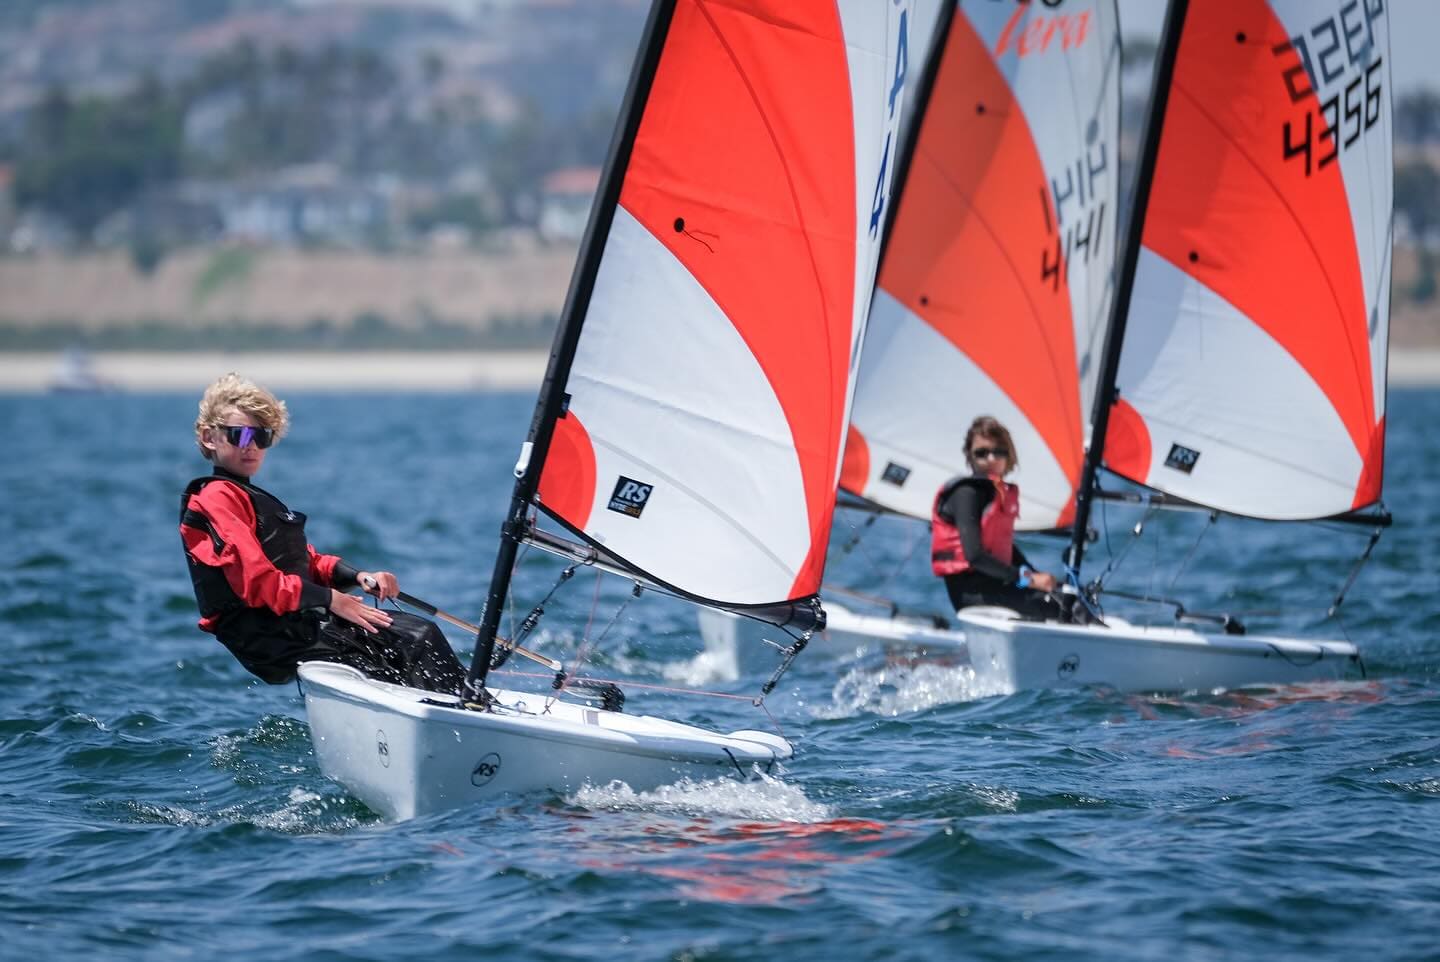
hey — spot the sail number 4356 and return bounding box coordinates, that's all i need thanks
[1273,2,1386,178]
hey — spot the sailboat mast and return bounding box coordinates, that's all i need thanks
[467,0,678,693]
[1065,0,1188,577]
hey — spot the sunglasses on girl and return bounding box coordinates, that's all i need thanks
[216,424,276,449]
[971,446,1009,460]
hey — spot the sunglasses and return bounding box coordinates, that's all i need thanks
[970,446,1009,460]
[215,424,276,449]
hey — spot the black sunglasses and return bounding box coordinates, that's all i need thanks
[216,424,276,449]
[970,446,1009,460]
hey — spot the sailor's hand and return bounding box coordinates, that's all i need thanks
[1030,571,1059,593]
[357,570,399,600]
[330,589,393,633]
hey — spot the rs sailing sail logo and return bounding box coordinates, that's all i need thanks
[607,476,654,518]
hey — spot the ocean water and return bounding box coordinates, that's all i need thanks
[2,387,1437,962]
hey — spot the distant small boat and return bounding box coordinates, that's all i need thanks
[47,349,114,394]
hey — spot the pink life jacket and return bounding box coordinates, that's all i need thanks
[930,476,1019,576]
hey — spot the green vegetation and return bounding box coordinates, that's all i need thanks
[14,77,184,235]
[6,38,613,244]
[191,247,258,306]
[1397,161,1439,303]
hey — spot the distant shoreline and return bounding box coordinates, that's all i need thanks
[2,348,1440,393]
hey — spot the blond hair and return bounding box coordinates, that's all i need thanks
[194,372,290,460]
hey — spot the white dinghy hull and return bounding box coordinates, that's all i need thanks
[697,600,967,676]
[299,662,791,820]
[958,608,1360,696]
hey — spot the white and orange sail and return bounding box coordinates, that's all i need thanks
[1099,0,1392,522]
[512,1,913,622]
[840,0,1121,531]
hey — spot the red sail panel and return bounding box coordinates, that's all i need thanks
[537,412,596,532]
[876,13,1083,499]
[619,0,857,597]
[838,424,870,498]
[1142,1,1376,465]
[1103,397,1152,483]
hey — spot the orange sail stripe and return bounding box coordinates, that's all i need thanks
[538,411,597,532]
[1103,397,1152,484]
[1352,413,1384,509]
[838,424,870,498]
[876,12,1083,496]
[619,0,856,598]
[1142,1,1376,462]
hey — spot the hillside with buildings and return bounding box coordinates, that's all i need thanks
[0,0,1437,350]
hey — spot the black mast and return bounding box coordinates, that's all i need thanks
[466,0,678,694]
[1065,0,1190,579]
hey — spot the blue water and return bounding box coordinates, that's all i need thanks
[2,387,1437,961]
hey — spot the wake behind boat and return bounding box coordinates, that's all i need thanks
[303,0,914,817]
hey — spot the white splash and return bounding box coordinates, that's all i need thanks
[569,770,832,823]
[817,659,1009,718]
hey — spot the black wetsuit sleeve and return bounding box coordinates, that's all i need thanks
[943,483,1020,584]
[331,559,362,592]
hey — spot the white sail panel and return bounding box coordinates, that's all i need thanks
[1111,250,1363,518]
[1107,0,1391,518]
[845,0,1119,530]
[538,0,911,607]
[844,289,1076,526]
[1268,0,1394,448]
[554,210,812,601]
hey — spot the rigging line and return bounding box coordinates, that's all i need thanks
[1091,500,1156,590]
[494,563,579,671]
[503,518,537,642]
[550,577,638,709]
[1167,510,1217,593]
[495,669,764,703]
[873,523,925,596]
[845,515,902,587]
[1326,522,1385,617]
[754,697,786,742]
[1167,81,1375,431]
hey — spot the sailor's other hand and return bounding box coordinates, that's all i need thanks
[1030,571,1059,593]
[330,589,393,633]
[358,570,399,600]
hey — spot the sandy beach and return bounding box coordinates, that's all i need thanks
[2,348,1440,393]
